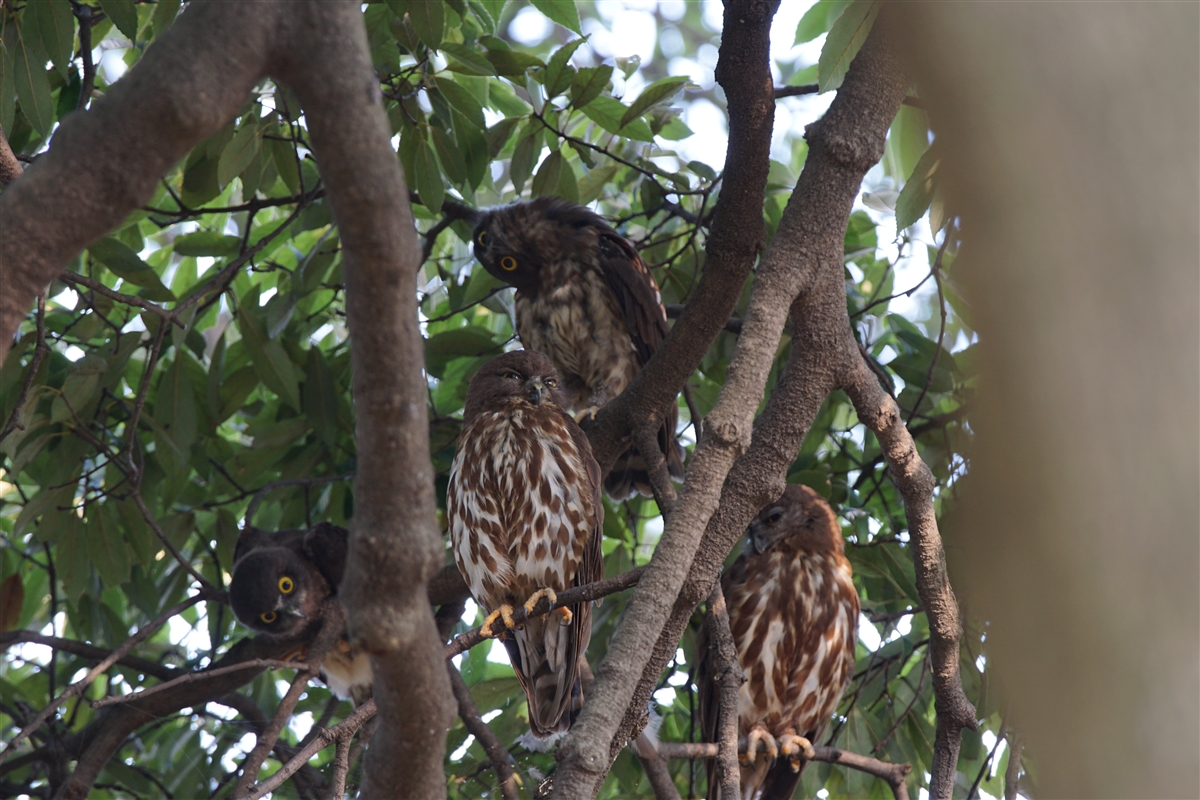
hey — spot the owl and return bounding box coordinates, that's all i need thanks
[699,485,860,800]
[447,350,603,736]
[229,522,373,706]
[472,197,685,499]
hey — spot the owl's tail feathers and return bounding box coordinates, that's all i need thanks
[504,616,580,737]
[603,404,686,500]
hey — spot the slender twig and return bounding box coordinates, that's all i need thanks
[57,271,184,327]
[905,233,951,424]
[130,491,219,595]
[444,567,645,659]
[0,295,48,444]
[447,664,518,800]
[655,742,911,800]
[967,719,1006,799]
[239,699,377,800]
[75,3,96,110]
[233,602,344,796]
[0,592,207,764]
[329,736,351,800]
[0,631,177,682]
[635,422,677,519]
[90,659,312,707]
[1003,731,1022,800]
[706,583,743,800]
[144,188,324,221]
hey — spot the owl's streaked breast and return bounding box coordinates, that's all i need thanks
[448,408,595,609]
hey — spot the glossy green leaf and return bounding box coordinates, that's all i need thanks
[173,232,242,257]
[544,37,587,99]
[484,47,544,77]
[303,347,339,448]
[408,0,445,50]
[578,163,617,204]
[818,0,880,93]
[795,0,852,44]
[98,0,139,42]
[88,238,177,301]
[237,306,302,411]
[14,28,54,137]
[413,134,445,212]
[151,0,182,36]
[217,122,262,189]
[619,76,688,129]
[442,42,498,76]
[33,0,75,79]
[582,95,654,141]
[570,65,613,110]
[531,148,564,198]
[530,0,581,35]
[90,506,133,588]
[436,77,486,131]
[895,144,941,231]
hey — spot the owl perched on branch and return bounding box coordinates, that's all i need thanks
[447,351,603,736]
[699,485,860,800]
[472,197,685,499]
[229,522,373,706]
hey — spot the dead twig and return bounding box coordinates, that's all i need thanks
[447,664,518,800]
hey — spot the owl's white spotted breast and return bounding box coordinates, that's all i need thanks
[448,408,595,611]
[727,549,859,739]
[515,267,640,412]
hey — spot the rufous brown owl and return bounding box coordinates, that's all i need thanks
[447,350,603,736]
[698,485,860,800]
[472,197,685,499]
[230,522,372,706]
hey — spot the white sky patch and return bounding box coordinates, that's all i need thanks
[509,6,552,45]
[98,47,128,84]
[676,98,727,170]
[858,613,882,650]
[63,345,86,362]
[653,687,676,706]
[481,709,502,723]
[290,710,314,742]
[451,734,476,761]
[486,638,510,664]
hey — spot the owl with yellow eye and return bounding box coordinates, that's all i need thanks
[229,522,373,706]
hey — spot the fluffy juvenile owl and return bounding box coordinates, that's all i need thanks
[447,350,603,736]
[699,485,860,800]
[230,522,373,706]
[472,197,685,499]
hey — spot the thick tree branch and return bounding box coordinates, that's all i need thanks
[590,19,913,773]
[580,0,781,476]
[272,5,455,796]
[0,123,23,187]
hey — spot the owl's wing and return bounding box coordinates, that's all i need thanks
[596,231,669,366]
[565,413,604,591]
[302,522,350,592]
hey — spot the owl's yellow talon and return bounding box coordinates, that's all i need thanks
[742,725,778,765]
[482,604,517,638]
[523,588,557,617]
[574,406,601,423]
[779,731,814,771]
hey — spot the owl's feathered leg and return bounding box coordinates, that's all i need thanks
[523,588,572,625]
[481,604,517,638]
[778,729,815,772]
[741,724,778,765]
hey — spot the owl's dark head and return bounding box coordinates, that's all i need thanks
[746,484,843,556]
[472,197,608,294]
[463,350,568,421]
[229,547,328,636]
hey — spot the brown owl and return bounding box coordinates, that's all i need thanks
[698,485,860,800]
[472,197,685,499]
[230,522,372,706]
[447,350,603,736]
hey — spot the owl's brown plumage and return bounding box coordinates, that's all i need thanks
[447,351,603,736]
[699,485,859,800]
[472,197,684,499]
[230,523,373,706]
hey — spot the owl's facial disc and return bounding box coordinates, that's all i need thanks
[748,505,787,554]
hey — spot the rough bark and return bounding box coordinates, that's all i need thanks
[593,20,913,772]
[0,1,452,795]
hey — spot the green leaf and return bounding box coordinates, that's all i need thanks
[894,144,941,230]
[0,28,17,133]
[33,0,75,79]
[56,515,92,604]
[509,125,537,195]
[173,231,242,257]
[556,155,579,203]
[484,48,544,77]
[151,0,182,37]
[531,149,563,198]
[544,37,586,99]
[580,95,654,142]
[51,354,105,423]
[530,0,581,35]
[570,65,612,110]
[303,347,340,448]
[795,0,852,44]
[442,43,498,76]
[217,121,262,189]
[413,134,445,212]
[426,327,500,357]
[90,507,132,588]
[88,238,176,301]
[435,77,485,131]
[155,355,198,465]
[817,1,880,93]
[270,137,303,195]
[408,0,445,50]
[97,0,139,42]
[216,365,260,424]
[14,28,54,137]
[237,305,302,411]
[619,76,688,129]
[578,163,617,204]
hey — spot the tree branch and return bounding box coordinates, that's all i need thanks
[706,584,743,800]
[0,295,48,445]
[447,664,518,800]
[0,122,23,187]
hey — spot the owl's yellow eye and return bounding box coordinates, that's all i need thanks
[260,611,278,624]
[476,231,488,245]
[503,371,521,381]
[544,378,557,388]
[500,256,518,271]
[278,576,295,594]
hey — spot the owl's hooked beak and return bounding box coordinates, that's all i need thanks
[748,521,769,555]
[274,595,307,620]
[525,377,548,405]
